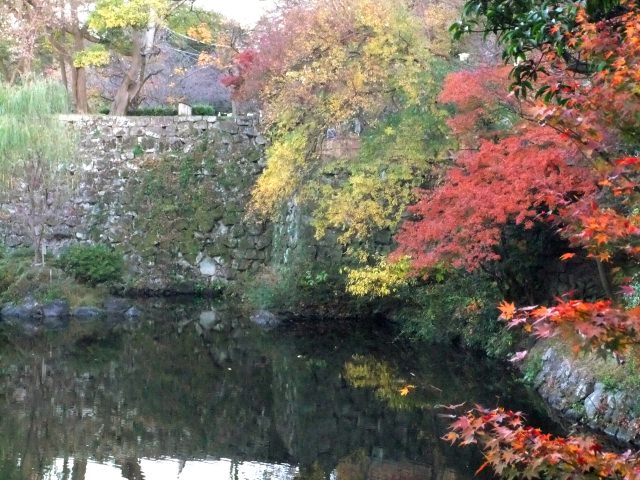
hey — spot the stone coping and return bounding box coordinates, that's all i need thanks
[58,113,258,121]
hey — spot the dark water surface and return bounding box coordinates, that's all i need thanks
[0,300,554,480]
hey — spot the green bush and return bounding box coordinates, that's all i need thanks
[395,271,515,358]
[191,104,216,115]
[57,244,123,286]
[127,106,178,116]
[522,350,543,385]
[99,104,217,116]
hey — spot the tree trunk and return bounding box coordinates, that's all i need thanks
[72,35,88,112]
[121,458,143,480]
[73,65,89,113]
[110,39,144,116]
[596,259,615,301]
[71,458,87,480]
[59,55,69,92]
[70,0,88,113]
[110,11,158,115]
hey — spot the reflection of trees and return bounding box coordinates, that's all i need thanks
[0,308,546,480]
[71,458,86,480]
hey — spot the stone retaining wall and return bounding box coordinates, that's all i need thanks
[530,343,640,444]
[0,114,270,292]
[0,114,395,293]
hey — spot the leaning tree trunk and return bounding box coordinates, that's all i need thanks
[69,0,89,113]
[110,11,158,116]
[72,65,89,113]
[58,55,68,92]
[72,31,88,113]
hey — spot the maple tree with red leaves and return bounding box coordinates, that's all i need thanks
[394,124,595,271]
[392,0,640,478]
[220,50,256,92]
[394,66,597,272]
[499,298,640,353]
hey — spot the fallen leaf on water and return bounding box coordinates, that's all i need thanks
[399,384,416,396]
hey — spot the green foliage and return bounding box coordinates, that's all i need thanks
[588,346,640,394]
[127,106,178,116]
[57,244,124,286]
[103,104,216,116]
[132,144,144,157]
[623,273,640,308]
[167,5,223,37]
[0,247,105,306]
[241,262,344,312]
[241,266,302,311]
[0,252,29,296]
[395,271,514,357]
[302,269,329,288]
[521,350,543,385]
[191,104,216,115]
[0,80,69,116]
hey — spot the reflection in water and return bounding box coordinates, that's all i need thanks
[0,301,553,479]
[42,458,300,480]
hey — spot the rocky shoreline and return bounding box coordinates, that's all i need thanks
[0,296,142,326]
[528,342,640,445]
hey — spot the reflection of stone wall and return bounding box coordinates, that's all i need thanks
[0,306,479,479]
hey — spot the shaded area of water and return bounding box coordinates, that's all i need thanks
[0,301,554,480]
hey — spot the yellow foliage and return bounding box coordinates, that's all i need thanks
[197,52,217,67]
[251,129,309,215]
[89,0,170,31]
[73,45,110,68]
[249,0,453,290]
[422,3,460,57]
[253,0,450,226]
[313,174,415,245]
[343,355,428,410]
[186,23,214,44]
[345,256,411,297]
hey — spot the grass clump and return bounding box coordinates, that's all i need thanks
[521,349,544,385]
[0,249,105,307]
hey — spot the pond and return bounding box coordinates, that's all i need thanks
[0,299,555,480]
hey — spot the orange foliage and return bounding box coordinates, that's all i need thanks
[445,406,640,479]
[505,298,640,353]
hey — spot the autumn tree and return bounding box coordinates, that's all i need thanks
[82,0,194,114]
[0,0,51,84]
[394,67,597,273]
[408,0,640,478]
[0,0,104,112]
[231,0,453,266]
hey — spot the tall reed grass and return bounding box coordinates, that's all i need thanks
[0,80,74,175]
